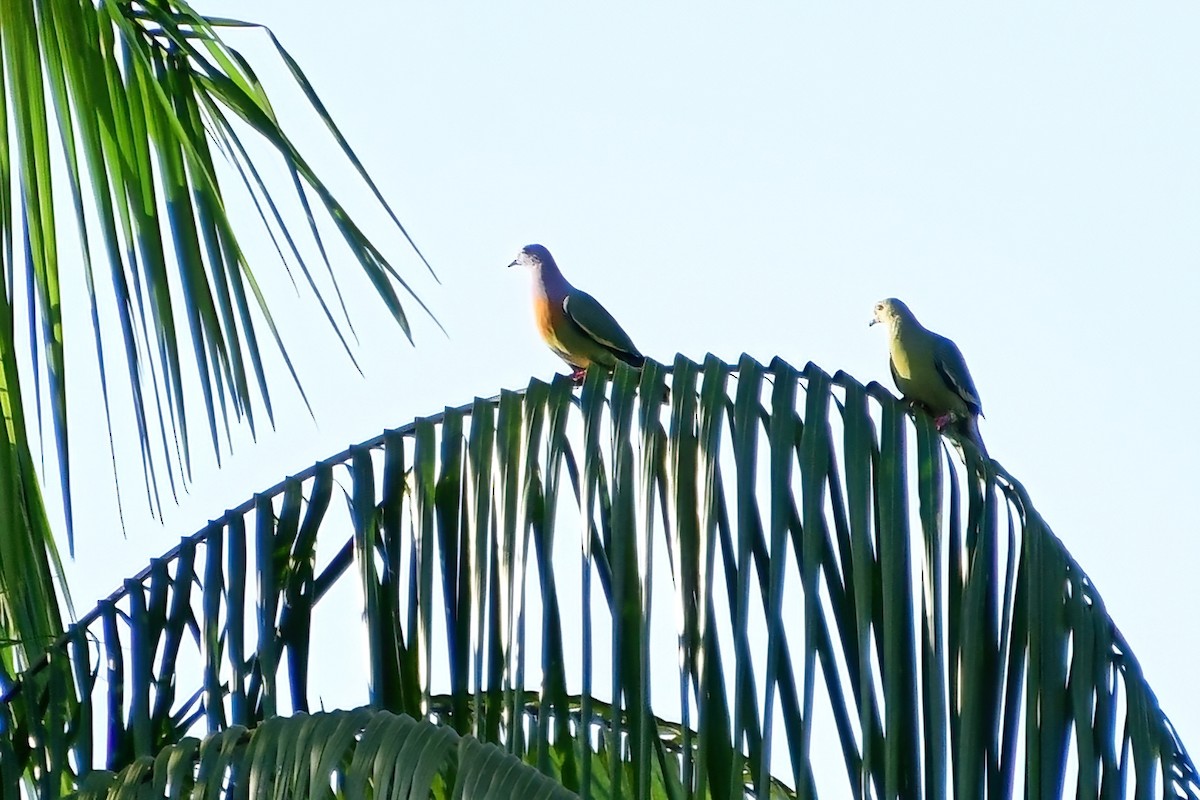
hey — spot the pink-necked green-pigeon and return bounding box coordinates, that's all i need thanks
[508,244,645,383]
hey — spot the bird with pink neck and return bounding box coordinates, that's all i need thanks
[508,244,646,384]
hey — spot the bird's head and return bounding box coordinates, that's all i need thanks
[507,244,553,270]
[870,297,911,328]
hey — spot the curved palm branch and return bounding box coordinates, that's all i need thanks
[1,358,1195,798]
[0,0,435,672]
[71,707,577,800]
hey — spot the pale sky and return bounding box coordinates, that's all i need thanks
[52,0,1199,769]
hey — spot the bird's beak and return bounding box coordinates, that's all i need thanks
[868,318,878,327]
[506,259,519,269]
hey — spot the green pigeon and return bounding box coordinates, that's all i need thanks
[508,244,646,383]
[870,297,987,455]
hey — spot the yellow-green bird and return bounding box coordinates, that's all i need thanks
[508,244,646,384]
[870,297,987,455]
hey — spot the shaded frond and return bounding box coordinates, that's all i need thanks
[2,357,1193,798]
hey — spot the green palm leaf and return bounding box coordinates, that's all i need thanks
[70,708,579,800]
[0,0,435,685]
[2,359,1195,798]
[3,0,435,542]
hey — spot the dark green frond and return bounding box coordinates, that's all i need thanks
[70,708,578,800]
[2,358,1194,798]
[0,0,436,550]
[0,0,435,711]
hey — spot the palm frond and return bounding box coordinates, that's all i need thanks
[0,0,435,711]
[2,358,1195,798]
[71,708,578,800]
[0,0,436,551]
[0,303,70,742]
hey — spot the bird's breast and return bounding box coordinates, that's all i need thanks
[533,296,555,335]
[533,294,591,367]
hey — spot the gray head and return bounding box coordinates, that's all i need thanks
[507,243,556,270]
[869,297,915,328]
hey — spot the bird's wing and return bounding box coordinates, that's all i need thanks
[889,358,902,391]
[932,334,983,416]
[563,291,644,365]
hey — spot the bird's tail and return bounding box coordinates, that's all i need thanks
[621,352,647,369]
[953,415,988,460]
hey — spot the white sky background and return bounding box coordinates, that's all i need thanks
[53,0,1200,768]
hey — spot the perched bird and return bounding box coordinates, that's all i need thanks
[870,297,987,455]
[508,244,646,383]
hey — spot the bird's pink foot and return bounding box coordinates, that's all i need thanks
[933,412,956,431]
[570,368,587,385]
